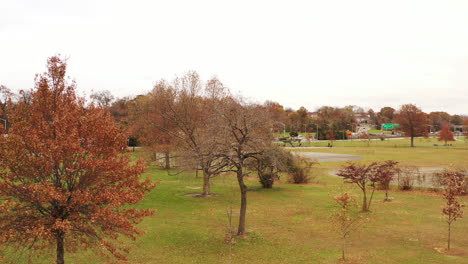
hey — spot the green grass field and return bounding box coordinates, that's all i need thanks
[4,139,468,264]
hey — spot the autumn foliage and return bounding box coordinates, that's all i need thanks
[438,122,455,145]
[331,192,366,261]
[0,57,154,263]
[436,169,465,250]
[337,161,399,212]
[394,104,428,147]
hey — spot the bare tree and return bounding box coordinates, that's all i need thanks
[215,99,273,235]
[90,90,115,108]
[171,75,233,195]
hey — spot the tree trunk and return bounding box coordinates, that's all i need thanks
[56,231,65,264]
[237,170,247,236]
[367,186,376,211]
[342,237,346,260]
[448,222,451,250]
[362,190,368,212]
[202,171,211,196]
[410,136,414,147]
[164,152,170,170]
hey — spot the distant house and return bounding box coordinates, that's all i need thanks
[355,112,370,124]
[308,112,318,119]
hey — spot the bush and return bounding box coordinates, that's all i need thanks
[317,130,348,140]
[258,173,276,188]
[397,166,422,190]
[287,157,317,184]
[289,131,299,137]
[248,147,294,188]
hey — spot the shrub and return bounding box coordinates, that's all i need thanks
[258,172,276,188]
[248,147,294,188]
[397,166,421,190]
[433,169,468,195]
[287,156,317,184]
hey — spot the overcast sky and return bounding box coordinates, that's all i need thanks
[1,0,468,114]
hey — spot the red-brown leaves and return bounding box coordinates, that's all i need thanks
[337,161,399,211]
[0,56,155,261]
[436,169,465,250]
[394,104,429,147]
[438,123,455,144]
[439,169,465,222]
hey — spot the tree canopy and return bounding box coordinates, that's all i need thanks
[0,56,154,263]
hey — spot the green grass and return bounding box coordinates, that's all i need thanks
[288,137,468,168]
[275,132,316,138]
[283,136,468,149]
[4,146,468,263]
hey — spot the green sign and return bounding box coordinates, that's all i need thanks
[381,123,399,130]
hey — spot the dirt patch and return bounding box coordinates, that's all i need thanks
[294,152,363,162]
[185,186,202,190]
[432,246,468,257]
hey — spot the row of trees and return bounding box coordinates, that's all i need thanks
[262,102,466,138]
[4,82,467,146]
[0,58,352,263]
[123,72,279,237]
[1,58,306,263]
[47,86,467,147]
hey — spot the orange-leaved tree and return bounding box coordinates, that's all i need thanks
[436,169,465,250]
[128,84,177,170]
[0,56,154,264]
[438,122,455,145]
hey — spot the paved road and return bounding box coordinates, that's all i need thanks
[294,151,363,162]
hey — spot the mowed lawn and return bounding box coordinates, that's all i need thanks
[4,140,468,264]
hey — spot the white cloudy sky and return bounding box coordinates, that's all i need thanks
[1,0,468,114]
